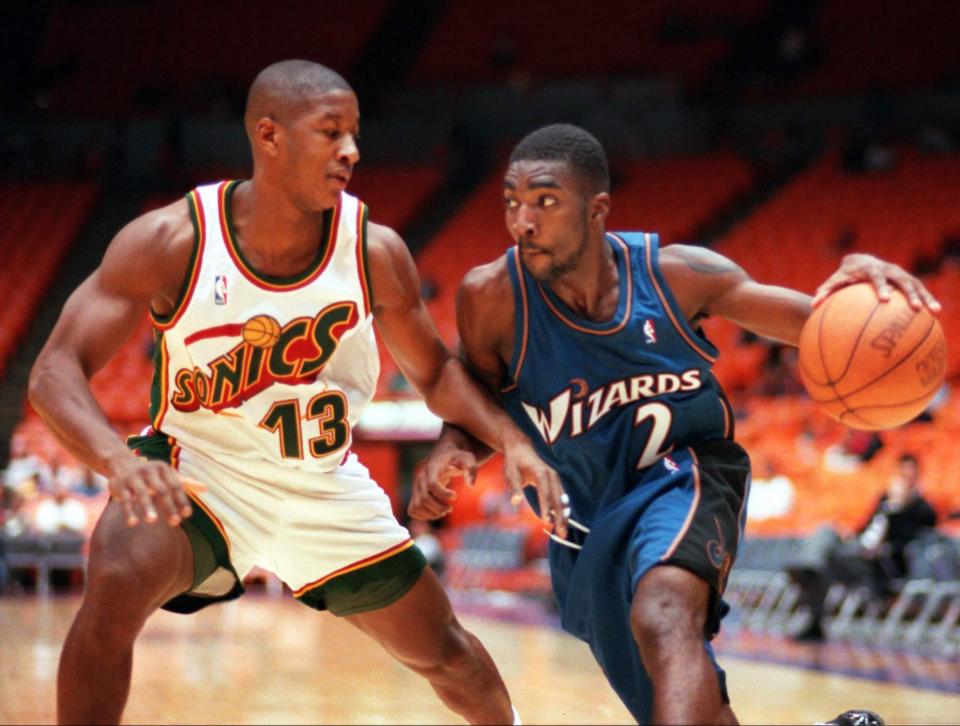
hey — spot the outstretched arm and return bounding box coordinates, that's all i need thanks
[367,225,568,536]
[29,201,198,527]
[660,245,940,347]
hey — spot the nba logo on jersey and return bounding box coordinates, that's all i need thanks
[662,455,678,473]
[214,275,228,305]
[643,318,657,344]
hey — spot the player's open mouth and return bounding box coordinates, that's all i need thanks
[328,173,350,187]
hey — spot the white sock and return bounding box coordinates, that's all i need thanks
[512,704,522,725]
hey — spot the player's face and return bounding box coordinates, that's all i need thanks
[504,160,592,283]
[275,89,360,211]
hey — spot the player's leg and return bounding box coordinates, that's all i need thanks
[58,499,194,724]
[627,441,750,725]
[344,566,515,725]
[631,565,736,725]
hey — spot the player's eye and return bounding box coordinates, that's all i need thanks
[504,197,519,210]
[540,195,558,208]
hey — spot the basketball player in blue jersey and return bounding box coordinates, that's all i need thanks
[410,124,939,725]
[28,61,567,725]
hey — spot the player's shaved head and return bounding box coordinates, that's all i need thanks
[244,60,353,137]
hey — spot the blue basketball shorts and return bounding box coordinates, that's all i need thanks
[547,439,751,723]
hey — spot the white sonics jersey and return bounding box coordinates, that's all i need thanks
[150,181,379,475]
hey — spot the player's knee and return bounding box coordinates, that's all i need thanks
[631,571,707,652]
[403,622,476,679]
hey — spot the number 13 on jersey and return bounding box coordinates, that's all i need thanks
[258,391,350,460]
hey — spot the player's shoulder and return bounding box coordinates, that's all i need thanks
[460,254,512,301]
[113,196,195,260]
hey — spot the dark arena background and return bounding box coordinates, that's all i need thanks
[2,1,960,723]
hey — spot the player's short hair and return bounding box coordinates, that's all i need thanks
[509,124,610,194]
[244,60,352,134]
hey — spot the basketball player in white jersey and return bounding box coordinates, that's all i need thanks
[29,60,564,725]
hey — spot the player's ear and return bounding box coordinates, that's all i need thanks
[589,192,610,222]
[254,117,280,157]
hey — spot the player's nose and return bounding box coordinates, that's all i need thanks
[511,206,538,238]
[338,134,360,165]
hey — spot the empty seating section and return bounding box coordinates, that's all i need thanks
[350,165,444,235]
[36,0,390,114]
[787,1,960,97]
[610,153,754,242]
[410,0,767,87]
[0,181,98,377]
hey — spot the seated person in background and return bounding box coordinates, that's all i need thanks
[34,484,88,536]
[787,453,937,641]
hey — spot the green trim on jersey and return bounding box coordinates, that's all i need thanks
[148,331,164,425]
[151,191,203,326]
[359,202,374,309]
[223,180,335,286]
[296,545,426,616]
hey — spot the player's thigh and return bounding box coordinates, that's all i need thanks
[85,499,194,611]
[344,567,465,667]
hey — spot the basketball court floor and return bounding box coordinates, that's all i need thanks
[2,591,959,724]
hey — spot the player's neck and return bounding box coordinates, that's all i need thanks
[548,234,619,321]
[233,179,331,277]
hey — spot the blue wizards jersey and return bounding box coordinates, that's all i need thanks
[501,232,734,525]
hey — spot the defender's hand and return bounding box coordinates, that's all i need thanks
[813,253,941,312]
[502,439,568,539]
[408,443,478,521]
[107,458,199,527]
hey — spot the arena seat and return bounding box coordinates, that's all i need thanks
[409,0,767,89]
[0,181,98,377]
[36,0,390,114]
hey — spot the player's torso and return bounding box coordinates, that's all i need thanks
[150,181,378,474]
[501,232,734,522]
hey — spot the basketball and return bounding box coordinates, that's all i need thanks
[242,314,281,348]
[798,282,947,430]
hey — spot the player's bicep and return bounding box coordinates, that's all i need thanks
[367,224,451,389]
[708,279,812,345]
[454,273,509,393]
[46,269,149,377]
[38,214,176,377]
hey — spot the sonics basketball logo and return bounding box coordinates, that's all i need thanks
[169,302,359,413]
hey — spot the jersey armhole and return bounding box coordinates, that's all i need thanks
[355,202,373,317]
[501,247,529,394]
[151,189,204,331]
[644,234,719,364]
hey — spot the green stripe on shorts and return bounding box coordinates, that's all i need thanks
[126,431,244,614]
[297,544,427,616]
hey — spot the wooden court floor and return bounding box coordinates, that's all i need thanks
[2,593,959,725]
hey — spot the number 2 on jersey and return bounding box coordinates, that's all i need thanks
[633,401,673,469]
[258,392,349,460]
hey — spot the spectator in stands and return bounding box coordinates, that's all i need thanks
[787,453,938,641]
[3,436,50,494]
[70,468,105,498]
[823,429,884,472]
[2,482,32,538]
[34,483,88,536]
